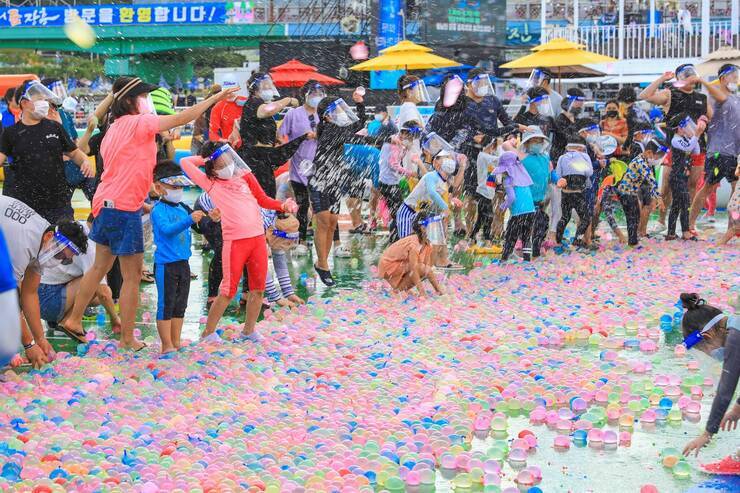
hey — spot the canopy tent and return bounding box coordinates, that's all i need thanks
[697,46,740,78]
[500,38,617,78]
[0,74,39,98]
[269,59,344,88]
[350,40,461,72]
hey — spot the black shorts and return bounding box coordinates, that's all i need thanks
[463,163,478,196]
[155,260,190,321]
[308,185,340,214]
[705,153,738,185]
[638,183,654,206]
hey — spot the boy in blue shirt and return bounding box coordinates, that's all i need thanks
[151,160,204,354]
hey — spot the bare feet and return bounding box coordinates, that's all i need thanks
[111,318,122,335]
[287,294,305,305]
[161,345,177,354]
[275,298,297,309]
[119,339,147,352]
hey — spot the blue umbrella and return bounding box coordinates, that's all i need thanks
[158,74,170,89]
[188,76,198,91]
[67,77,77,91]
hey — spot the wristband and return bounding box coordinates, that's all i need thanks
[23,341,36,350]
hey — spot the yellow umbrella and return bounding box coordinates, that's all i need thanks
[350,40,461,71]
[500,38,617,77]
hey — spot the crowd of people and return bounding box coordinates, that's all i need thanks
[0,61,737,462]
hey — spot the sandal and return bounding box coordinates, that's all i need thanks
[664,234,678,241]
[57,323,87,343]
[141,272,155,283]
[348,223,368,235]
[314,264,335,287]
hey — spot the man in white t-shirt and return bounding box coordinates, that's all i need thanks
[0,196,87,368]
[38,219,120,333]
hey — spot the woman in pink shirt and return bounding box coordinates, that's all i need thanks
[181,141,298,341]
[61,77,238,351]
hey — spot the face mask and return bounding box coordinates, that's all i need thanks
[307,96,322,108]
[334,112,351,127]
[374,114,385,122]
[606,110,619,118]
[259,90,274,102]
[728,82,738,93]
[474,86,488,97]
[163,188,183,203]
[32,100,50,119]
[570,106,582,116]
[440,159,456,175]
[528,143,545,155]
[401,138,413,149]
[585,134,598,144]
[535,101,552,117]
[216,162,235,179]
[648,157,664,167]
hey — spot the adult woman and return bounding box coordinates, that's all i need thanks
[425,74,475,237]
[396,74,429,127]
[238,72,306,198]
[599,99,628,155]
[60,77,238,350]
[679,293,739,462]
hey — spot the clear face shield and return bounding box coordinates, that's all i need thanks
[646,139,669,166]
[442,75,464,108]
[47,80,68,104]
[677,115,698,138]
[566,95,585,113]
[22,81,61,105]
[402,79,431,103]
[253,75,280,102]
[400,125,423,146]
[594,135,618,156]
[138,93,156,115]
[529,94,552,117]
[304,84,327,108]
[323,98,359,127]
[421,132,455,158]
[38,230,81,267]
[526,69,547,89]
[580,123,601,141]
[159,175,194,187]
[675,65,698,81]
[422,215,446,246]
[209,144,252,180]
[470,74,495,98]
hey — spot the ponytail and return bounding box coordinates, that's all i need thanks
[680,292,704,310]
[680,292,723,339]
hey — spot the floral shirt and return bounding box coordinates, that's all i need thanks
[616,155,659,198]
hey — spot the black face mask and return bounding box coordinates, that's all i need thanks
[571,107,582,116]
[606,110,619,119]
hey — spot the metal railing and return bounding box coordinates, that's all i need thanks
[542,21,740,60]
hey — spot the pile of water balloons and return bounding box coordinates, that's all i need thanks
[0,240,736,491]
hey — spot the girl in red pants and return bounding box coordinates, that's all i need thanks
[181,142,298,341]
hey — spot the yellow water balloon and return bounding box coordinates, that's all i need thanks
[64,12,97,49]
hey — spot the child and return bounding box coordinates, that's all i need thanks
[262,211,304,308]
[378,211,443,296]
[594,161,628,244]
[518,127,553,257]
[151,160,203,353]
[492,151,535,261]
[469,135,498,246]
[679,293,739,471]
[377,122,424,242]
[180,142,297,342]
[666,113,699,240]
[555,135,593,247]
[615,138,667,246]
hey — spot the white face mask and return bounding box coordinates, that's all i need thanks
[440,159,456,175]
[259,90,274,102]
[474,86,488,97]
[307,96,322,108]
[374,114,385,122]
[334,112,352,127]
[216,162,235,180]
[31,100,50,119]
[648,156,665,167]
[727,82,738,93]
[163,188,183,203]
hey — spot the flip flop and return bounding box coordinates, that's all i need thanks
[57,323,87,343]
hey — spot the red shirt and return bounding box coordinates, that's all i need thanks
[209,99,244,141]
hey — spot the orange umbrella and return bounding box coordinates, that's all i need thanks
[269,59,345,88]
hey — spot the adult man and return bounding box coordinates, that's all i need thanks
[209,81,244,146]
[639,64,712,200]
[462,68,518,235]
[532,67,563,117]
[0,80,93,223]
[0,196,87,368]
[688,64,739,231]
[38,218,121,333]
[514,86,556,138]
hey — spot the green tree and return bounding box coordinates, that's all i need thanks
[190,49,248,79]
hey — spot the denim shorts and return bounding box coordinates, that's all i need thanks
[90,208,144,256]
[38,283,66,323]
